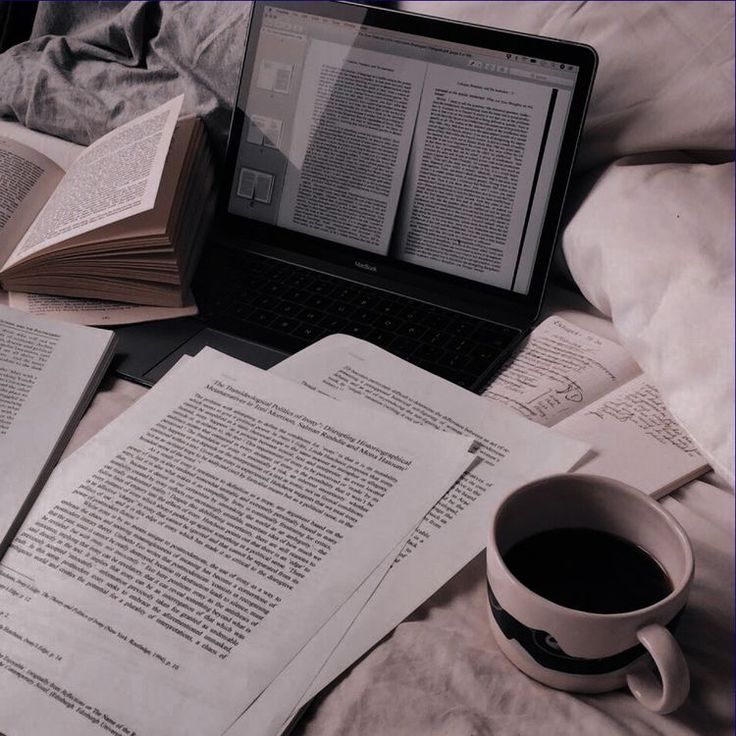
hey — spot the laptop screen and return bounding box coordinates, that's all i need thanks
[225,2,593,300]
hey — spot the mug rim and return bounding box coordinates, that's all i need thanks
[488,473,695,621]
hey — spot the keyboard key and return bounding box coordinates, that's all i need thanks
[354,308,380,324]
[345,323,373,338]
[334,302,355,318]
[283,287,310,303]
[251,309,276,327]
[279,301,303,317]
[378,317,399,331]
[413,345,447,363]
[472,343,502,362]
[377,302,403,317]
[446,319,478,337]
[354,294,382,310]
[425,330,450,347]
[444,337,473,354]
[333,285,359,302]
[294,325,327,341]
[320,316,350,332]
[272,317,298,334]
[369,331,396,348]
[305,294,334,310]
[311,281,335,296]
[301,309,326,324]
[389,337,421,357]
[396,323,427,340]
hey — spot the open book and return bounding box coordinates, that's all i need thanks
[0,96,214,307]
[482,315,709,497]
[0,305,116,554]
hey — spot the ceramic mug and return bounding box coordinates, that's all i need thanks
[485,474,694,714]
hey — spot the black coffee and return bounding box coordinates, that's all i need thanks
[503,528,673,614]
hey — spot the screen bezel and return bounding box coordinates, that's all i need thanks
[215,0,598,326]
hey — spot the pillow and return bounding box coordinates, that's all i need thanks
[562,157,735,486]
[400,1,735,170]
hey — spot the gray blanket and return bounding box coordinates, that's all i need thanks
[0,1,252,163]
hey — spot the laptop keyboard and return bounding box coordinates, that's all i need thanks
[200,252,520,389]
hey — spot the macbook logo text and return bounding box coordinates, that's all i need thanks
[354,261,377,272]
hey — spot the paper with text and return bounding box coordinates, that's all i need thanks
[0,137,64,265]
[0,305,114,551]
[483,315,641,425]
[482,316,708,496]
[0,347,475,736]
[8,291,198,326]
[557,373,708,496]
[393,65,551,288]
[224,334,588,736]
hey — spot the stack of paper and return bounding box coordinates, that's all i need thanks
[225,335,589,735]
[0,338,588,736]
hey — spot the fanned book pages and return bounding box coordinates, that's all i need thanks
[0,305,116,553]
[0,96,215,307]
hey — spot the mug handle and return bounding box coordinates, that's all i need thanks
[626,623,689,714]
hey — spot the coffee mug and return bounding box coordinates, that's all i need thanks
[485,474,694,714]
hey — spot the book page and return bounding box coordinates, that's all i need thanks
[8,290,198,326]
[393,65,551,288]
[483,316,641,426]
[0,348,475,736]
[277,41,424,253]
[558,373,708,498]
[3,96,183,269]
[0,137,64,267]
[0,305,115,551]
[0,120,83,169]
[224,335,588,736]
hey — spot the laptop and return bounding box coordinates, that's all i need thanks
[113,0,597,391]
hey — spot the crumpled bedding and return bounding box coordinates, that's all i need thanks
[563,156,735,485]
[0,1,251,162]
[1,2,733,734]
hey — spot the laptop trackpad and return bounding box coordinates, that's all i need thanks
[143,328,289,384]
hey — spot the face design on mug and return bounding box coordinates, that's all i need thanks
[487,582,683,676]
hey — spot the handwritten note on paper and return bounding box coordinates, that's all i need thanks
[583,379,702,456]
[483,316,640,426]
[557,373,707,496]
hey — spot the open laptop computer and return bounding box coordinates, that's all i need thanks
[113,0,597,391]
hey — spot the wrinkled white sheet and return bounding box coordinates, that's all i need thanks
[563,157,734,485]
